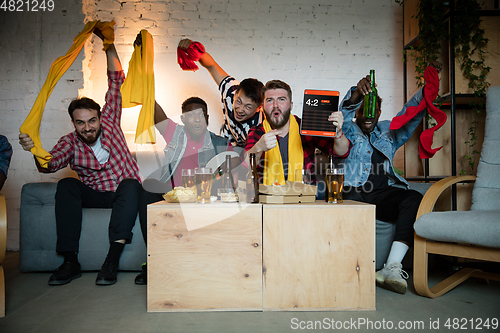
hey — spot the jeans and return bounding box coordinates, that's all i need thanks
[138,189,164,243]
[344,186,423,245]
[55,177,141,252]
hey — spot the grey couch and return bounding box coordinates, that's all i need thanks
[20,182,146,272]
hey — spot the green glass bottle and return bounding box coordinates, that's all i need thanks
[363,70,377,119]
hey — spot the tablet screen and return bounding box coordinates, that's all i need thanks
[300,90,340,137]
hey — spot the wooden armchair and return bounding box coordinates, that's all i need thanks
[412,86,500,298]
[413,176,500,298]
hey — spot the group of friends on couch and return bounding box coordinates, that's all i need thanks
[16,26,437,295]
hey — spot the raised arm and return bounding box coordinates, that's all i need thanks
[349,75,372,104]
[18,133,70,173]
[94,28,122,72]
[178,39,228,86]
[328,111,350,157]
[153,101,169,136]
[340,75,372,135]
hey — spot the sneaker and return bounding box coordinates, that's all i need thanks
[135,263,147,285]
[48,261,82,286]
[375,262,409,294]
[95,261,118,286]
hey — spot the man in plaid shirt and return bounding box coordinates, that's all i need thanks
[245,80,351,190]
[19,29,141,286]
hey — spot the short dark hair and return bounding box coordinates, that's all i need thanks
[68,97,101,120]
[181,97,208,114]
[236,78,264,105]
[181,96,209,124]
[262,80,292,101]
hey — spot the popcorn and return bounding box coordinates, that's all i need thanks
[163,186,196,203]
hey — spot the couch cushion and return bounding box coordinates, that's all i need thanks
[414,210,500,248]
[20,182,146,272]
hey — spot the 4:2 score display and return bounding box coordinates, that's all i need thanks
[305,98,319,107]
[1,0,55,11]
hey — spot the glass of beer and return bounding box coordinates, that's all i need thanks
[195,167,213,203]
[182,169,195,188]
[326,168,344,203]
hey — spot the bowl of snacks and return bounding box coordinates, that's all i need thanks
[218,188,238,203]
[163,186,197,203]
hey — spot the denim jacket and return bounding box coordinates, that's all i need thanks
[0,135,13,179]
[340,87,425,189]
[159,124,233,183]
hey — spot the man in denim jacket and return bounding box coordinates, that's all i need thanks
[340,74,427,295]
[0,135,13,191]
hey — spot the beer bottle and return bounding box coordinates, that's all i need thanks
[325,154,334,202]
[222,154,235,190]
[246,153,259,203]
[363,69,377,119]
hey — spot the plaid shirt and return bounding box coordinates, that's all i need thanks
[245,116,351,183]
[42,70,141,192]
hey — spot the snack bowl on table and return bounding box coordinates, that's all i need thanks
[163,186,197,203]
[218,188,238,203]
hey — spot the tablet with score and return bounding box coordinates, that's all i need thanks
[300,89,340,137]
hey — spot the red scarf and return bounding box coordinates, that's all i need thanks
[390,66,447,159]
[177,42,205,71]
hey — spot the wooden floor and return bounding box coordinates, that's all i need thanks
[1,252,500,332]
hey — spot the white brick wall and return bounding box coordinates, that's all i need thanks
[0,0,84,250]
[0,0,403,250]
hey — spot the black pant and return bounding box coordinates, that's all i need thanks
[138,189,164,244]
[55,177,141,252]
[344,186,423,245]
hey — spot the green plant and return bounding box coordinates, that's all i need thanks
[408,0,446,87]
[403,0,490,174]
[454,0,491,174]
[454,0,491,96]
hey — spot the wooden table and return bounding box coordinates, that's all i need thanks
[147,200,375,312]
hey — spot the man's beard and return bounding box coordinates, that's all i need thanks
[77,127,101,145]
[266,107,291,129]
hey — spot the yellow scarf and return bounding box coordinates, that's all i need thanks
[121,30,156,144]
[262,116,303,185]
[19,20,115,168]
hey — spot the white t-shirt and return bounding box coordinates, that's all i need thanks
[91,135,110,165]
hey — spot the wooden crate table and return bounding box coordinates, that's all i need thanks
[147,202,263,312]
[147,200,375,312]
[263,200,375,311]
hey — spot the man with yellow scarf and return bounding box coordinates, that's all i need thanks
[245,80,351,187]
